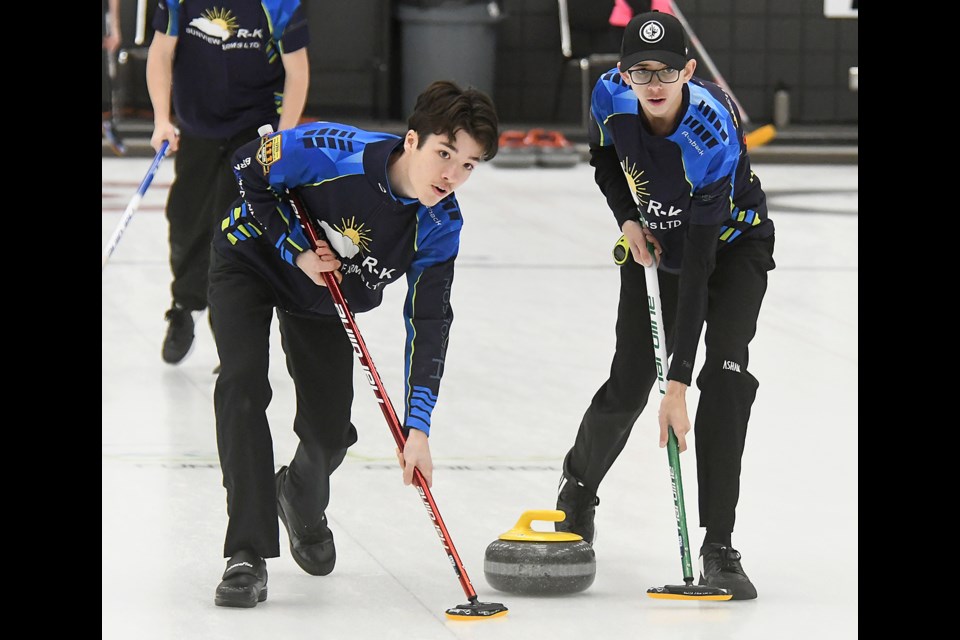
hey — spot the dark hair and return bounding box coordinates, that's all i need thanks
[407,81,499,161]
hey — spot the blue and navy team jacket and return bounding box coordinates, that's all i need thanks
[591,71,773,273]
[153,0,309,138]
[590,71,774,385]
[215,124,463,436]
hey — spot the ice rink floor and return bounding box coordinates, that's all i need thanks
[102,154,858,640]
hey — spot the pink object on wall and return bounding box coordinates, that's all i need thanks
[613,1,675,28]
[610,0,633,27]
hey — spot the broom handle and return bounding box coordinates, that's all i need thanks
[285,188,480,603]
[642,250,695,585]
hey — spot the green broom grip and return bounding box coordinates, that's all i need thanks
[667,428,694,584]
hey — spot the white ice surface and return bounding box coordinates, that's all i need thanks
[103,158,858,640]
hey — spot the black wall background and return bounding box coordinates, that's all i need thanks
[495,0,858,125]
[106,0,857,126]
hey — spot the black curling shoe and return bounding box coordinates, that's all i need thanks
[215,550,268,608]
[276,466,336,576]
[698,543,758,600]
[162,304,195,364]
[554,454,599,544]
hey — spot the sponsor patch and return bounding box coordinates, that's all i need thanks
[256,135,282,173]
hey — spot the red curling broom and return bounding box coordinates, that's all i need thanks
[267,126,507,620]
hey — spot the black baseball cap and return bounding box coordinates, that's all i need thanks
[619,10,689,71]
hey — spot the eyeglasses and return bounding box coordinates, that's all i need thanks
[626,67,681,85]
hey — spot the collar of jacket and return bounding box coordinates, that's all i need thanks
[363,137,420,207]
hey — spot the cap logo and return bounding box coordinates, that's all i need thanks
[639,20,664,43]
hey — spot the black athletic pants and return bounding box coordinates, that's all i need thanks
[209,251,359,558]
[565,234,775,534]
[167,128,258,311]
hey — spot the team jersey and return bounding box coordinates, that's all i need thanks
[589,72,774,385]
[153,0,309,138]
[591,71,772,273]
[215,123,463,436]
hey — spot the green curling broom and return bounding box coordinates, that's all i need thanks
[612,234,732,601]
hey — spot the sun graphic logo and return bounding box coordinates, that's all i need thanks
[621,157,650,209]
[639,21,664,43]
[189,8,239,41]
[318,217,372,260]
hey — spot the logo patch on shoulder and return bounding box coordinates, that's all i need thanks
[256,134,282,173]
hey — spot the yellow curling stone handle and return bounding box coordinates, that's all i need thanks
[499,510,583,542]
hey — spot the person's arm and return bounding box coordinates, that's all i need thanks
[667,218,722,387]
[103,0,121,52]
[146,31,179,153]
[228,129,321,264]
[277,48,309,131]
[224,132,338,284]
[656,101,743,450]
[273,3,311,131]
[587,69,660,266]
[665,131,740,389]
[395,209,463,488]
[587,74,645,233]
[589,144,639,229]
[657,219,720,453]
[657,136,739,450]
[397,429,432,488]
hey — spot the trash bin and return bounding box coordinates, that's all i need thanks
[397,1,502,117]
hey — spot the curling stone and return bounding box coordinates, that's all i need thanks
[484,510,596,595]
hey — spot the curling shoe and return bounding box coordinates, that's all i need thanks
[276,466,336,576]
[554,457,599,544]
[215,550,267,608]
[698,543,758,600]
[162,304,195,364]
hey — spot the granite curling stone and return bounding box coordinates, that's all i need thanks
[484,510,596,595]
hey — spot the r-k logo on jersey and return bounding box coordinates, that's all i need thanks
[186,7,264,45]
